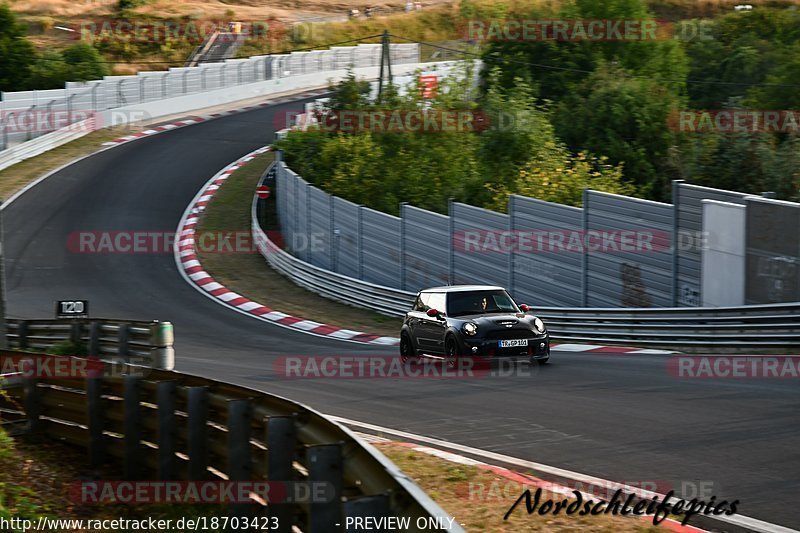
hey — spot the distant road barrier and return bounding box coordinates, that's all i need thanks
[0,43,421,171]
[0,356,461,532]
[5,318,175,370]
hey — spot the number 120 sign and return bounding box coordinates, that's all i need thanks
[56,300,89,319]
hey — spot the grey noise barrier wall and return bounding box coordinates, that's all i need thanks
[274,161,800,310]
[451,201,509,287]
[258,162,800,349]
[674,182,748,307]
[510,195,583,308]
[584,190,673,308]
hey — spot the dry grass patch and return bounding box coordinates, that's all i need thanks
[376,442,664,533]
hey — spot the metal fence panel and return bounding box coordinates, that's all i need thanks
[585,191,673,308]
[282,169,296,257]
[745,197,800,304]
[276,165,288,240]
[332,196,360,278]
[402,204,449,292]
[307,185,331,269]
[361,207,402,288]
[509,195,583,307]
[451,202,509,287]
[295,176,309,262]
[675,182,747,307]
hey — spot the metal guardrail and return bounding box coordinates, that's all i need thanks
[5,318,174,369]
[0,356,460,532]
[534,303,800,350]
[251,172,800,351]
[0,118,95,171]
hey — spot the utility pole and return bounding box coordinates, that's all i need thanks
[378,30,393,101]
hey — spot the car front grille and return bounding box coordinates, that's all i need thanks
[484,328,536,340]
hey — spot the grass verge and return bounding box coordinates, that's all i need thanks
[376,442,663,533]
[195,152,402,337]
[0,426,250,532]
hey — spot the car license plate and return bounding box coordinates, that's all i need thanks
[499,339,528,348]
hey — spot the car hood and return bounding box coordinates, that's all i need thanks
[455,313,531,326]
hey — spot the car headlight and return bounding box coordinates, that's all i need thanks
[463,322,478,336]
[533,317,546,334]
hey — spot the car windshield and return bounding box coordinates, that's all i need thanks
[447,290,520,317]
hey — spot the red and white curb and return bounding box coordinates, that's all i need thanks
[174,148,677,352]
[102,89,329,147]
[553,344,675,354]
[174,147,400,346]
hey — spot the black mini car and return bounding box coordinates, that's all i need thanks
[400,285,550,367]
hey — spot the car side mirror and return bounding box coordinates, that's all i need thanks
[519,304,530,312]
[426,308,440,318]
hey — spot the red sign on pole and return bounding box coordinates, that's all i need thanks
[256,185,270,199]
[419,75,438,99]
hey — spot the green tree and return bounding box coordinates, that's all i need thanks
[0,4,36,91]
[746,43,800,110]
[679,130,800,201]
[27,44,110,89]
[325,71,371,111]
[474,72,562,206]
[553,63,683,200]
[488,147,631,209]
[27,51,69,89]
[62,44,110,81]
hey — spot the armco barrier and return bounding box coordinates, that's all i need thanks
[5,319,174,370]
[534,303,800,350]
[0,357,461,532]
[252,168,800,351]
[0,118,94,171]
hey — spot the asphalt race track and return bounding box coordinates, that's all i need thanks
[4,96,800,530]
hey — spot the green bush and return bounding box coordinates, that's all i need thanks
[277,64,631,214]
[46,340,88,357]
[118,0,152,10]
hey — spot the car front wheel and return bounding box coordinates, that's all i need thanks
[445,338,460,369]
[400,333,419,364]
